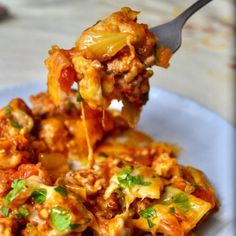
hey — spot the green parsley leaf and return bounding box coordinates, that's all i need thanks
[10,120,22,129]
[4,106,12,117]
[11,179,24,188]
[169,207,175,213]
[139,207,156,219]
[3,179,26,206]
[14,206,29,219]
[50,206,71,232]
[131,175,150,187]
[76,88,83,102]
[173,192,190,212]
[117,167,150,190]
[117,166,133,180]
[54,186,67,197]
[31,188,47,204]
[147,218,155,228]
[139,207,157,229]
[18,206,29,218]
[14,213,22,220]
[0,206,9,217]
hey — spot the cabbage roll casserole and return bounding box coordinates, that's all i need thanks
[0,7,218,236]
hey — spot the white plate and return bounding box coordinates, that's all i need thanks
[0,82,235,235]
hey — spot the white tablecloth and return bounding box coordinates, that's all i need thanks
[0,0,234,124]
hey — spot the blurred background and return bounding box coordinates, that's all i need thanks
[0,0,235,124]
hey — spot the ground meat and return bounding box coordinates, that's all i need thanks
[63,169,107,196]
[87,193,122,220]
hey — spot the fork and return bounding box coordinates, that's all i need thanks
[150,0,213,53]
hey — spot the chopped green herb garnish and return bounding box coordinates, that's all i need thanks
[19,206,29,217]
[31,188,47,204]
[117,167,150,190]
[139,207,157,229]
[118,166,133,179]
[14,206,29,219]
[76,87,83,102]
[4,106,12,117]
[3,179,26,206]
[173,192,190,212]
[169,207,175,213]
[10,120,22,129]
[11,179,24,188]
[50,206,71,232]
[14,213,22,219]
[98,152,109,158]
[139,207,156,219]
[0,206,9,217]
[54,186,67,197]
[147,218,155,228]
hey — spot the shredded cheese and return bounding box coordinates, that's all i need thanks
[81,102,94,168]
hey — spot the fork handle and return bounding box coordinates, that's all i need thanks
[176,0,213,26]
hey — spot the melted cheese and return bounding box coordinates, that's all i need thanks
[81,102,94,168]
[158,186,212,233]
[132,186,212,235]
[132,204,184,236]
[18,176,93,234]
[104,166,164,208]
[108,212,130,236]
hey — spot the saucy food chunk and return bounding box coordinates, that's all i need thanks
[45,7,172,127]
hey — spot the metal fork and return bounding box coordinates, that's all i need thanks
[150,0,213,53]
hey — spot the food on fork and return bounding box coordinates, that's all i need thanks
[46,7,172,167]
[0,7,218,236]
[46,7,172,127]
